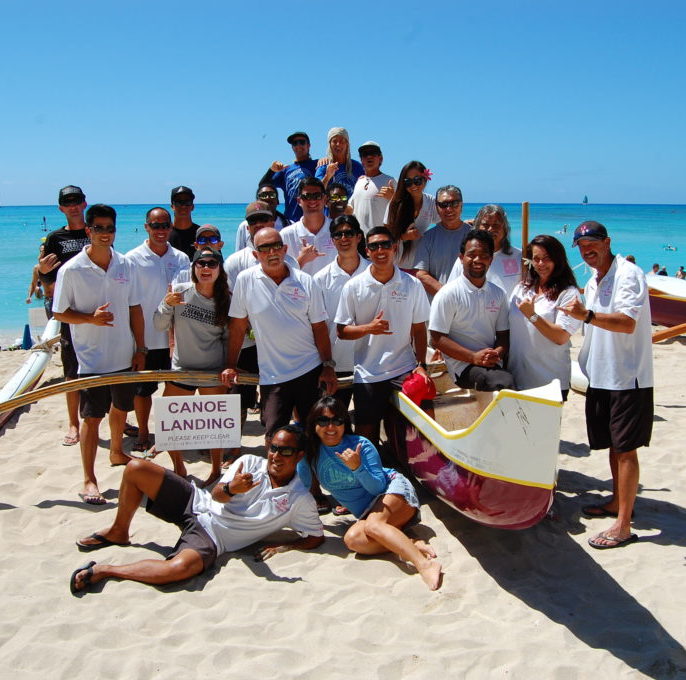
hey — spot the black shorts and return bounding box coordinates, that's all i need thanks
[135,348,172,398]
[353,372,433,426]
[455,365,516,391]
[260,364,323,436]
[231,345,258,410]
[586,385,653,453]
[146,469,217,571]
[79,369,137,419]
[60,324,79,380]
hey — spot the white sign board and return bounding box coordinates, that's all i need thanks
[153,394,241,450]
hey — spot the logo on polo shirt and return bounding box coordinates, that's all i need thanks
[502,259,519,275]
[283,285,307,303]
[273,494,290,513]
[113,270,130,284]
[390,288,408,303]
[486,299,500,313]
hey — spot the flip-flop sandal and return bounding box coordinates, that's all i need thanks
[70,560,96,595]
[123,424,139,437]
[76,532,131,552]
[332,505,351,516]
[588,531,639,550]
[131,438,152,453]
[78,492,107,506]
[315,499,331,515]
[62,434,80,446]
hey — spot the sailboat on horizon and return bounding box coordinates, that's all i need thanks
[582,195,588,205]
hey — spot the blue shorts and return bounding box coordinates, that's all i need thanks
[361,471,420,518]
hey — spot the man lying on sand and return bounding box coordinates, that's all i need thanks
[70,425,324,594]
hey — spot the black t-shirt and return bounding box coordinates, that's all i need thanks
[169,223,201,260]
[41,226,90,284]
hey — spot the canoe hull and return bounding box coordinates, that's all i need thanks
[649,293,686,327]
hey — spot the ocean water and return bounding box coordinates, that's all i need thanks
[0,202,684,346]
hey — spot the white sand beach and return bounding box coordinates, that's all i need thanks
[0,335,685,679]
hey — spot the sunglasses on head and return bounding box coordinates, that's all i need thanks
[194,259,219,269]
[300,191,324,201]
[255,241,284,253]
[291,139,308,146]
[315,415,345,427]
[148,221,171,230]
[269,444,299,457]
[403,176,426,187]
[90,225,116,234]
[436,199,461,210]
[173,199,193,206]
[247,215,272,226]
[367,240,393,251]
[196,235,220,245]
[332,229,356,240]
[257,191,277,200]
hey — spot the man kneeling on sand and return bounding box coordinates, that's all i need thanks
[70,425,324,594]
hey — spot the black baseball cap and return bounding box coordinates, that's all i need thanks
[572,221,608,246]
[171,186,195,201]
[287,131,310,144]
[59,185,85,205]
[192,247,223,265]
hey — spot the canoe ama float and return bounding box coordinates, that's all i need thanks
[386,376,563,530]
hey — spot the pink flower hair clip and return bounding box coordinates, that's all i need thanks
[421,168,433,182]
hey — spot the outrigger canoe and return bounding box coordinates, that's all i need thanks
[645,274,686,328]
[0,318,61,429]
[386,373,563,530]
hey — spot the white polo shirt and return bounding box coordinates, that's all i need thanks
[126,242,189,350]
[429,274,509,379]
[280,218,335,276]
[349,172,395,235]
[313,256,369,373]
[579,255,653,390]
[335,266,430,383]
[508,283,582,390]
[229,265,327,384]
[449,247,522,300]
[53,247,142,374]
[234,215,288,251]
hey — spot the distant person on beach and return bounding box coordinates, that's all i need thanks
[153,247,230,486]
[625,254,636,264]
[26,244,45,304]
[52,204,146,505]
[70,425,324,594]
[221,227,337,445]
[414,185,470,299]
[315,127,364,196]
[39,185,91,447]
[348,141,395,235]
[430,229,515,392]
[384,160,437,270]
[280,177,336,276]
[259,131,318,222]
[658,266,668,276]
[234,182,292,251]
[650,263,659,275]
[676,266,685,279]
[448,205,522,299]
[336,227,431,447]
[169,186,201,259]
[300,396,442,590]
[559,221,653,550]
[508,235,581,399]
[125,207,190,452]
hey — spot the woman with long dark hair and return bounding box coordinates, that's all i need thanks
[154,247,231,484]
[299,396,442,590]
[384,160,437,269]
[508,235,581,398]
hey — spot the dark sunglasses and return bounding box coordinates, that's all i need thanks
[255,241,284,253]
[403,177,426,187]
[173,199,193,206]
[269,444,299,457]
[291,139,309,146]
[436,199,461,209]
[359,150,380,158]
[257,191,277,200]
[148,221,172,230]
[60,197,84,206]
[194,259,219,269]
[315,415,345,427]
[332,229,356,240]
[367,240,393,251]
[328,195,348,203]
[90,225,116,234]
[196,235,220,245]
[247,215,272,226]
[300,191,324,201]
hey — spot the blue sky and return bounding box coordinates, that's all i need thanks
[2,1,685,205]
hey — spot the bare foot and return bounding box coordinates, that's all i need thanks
[109,451,131,466]
[413,539,437,559]
[418,560,443,591]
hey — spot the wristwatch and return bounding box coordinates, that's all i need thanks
[322,359,336,369]
[528,314,539,324]
[223,483,234,498]
[136,346,149,355]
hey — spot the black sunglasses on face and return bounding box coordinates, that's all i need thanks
[60,197,83,206]
[90,225,116,234]
[291,139,308,146]
[403,177,426,187]
[148,221,172,230]
[196,235,220,245]
[436,199,461,210]
[173,199,193,206]
[269,444,299,457]
[247,215,272,226]
[257,192,277,200]
[315,416,345,427]
[300,192,324,201]
[255,241,284,253]
[194,259,219,269]
[332,229,356,240]
[367,240,393,251]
